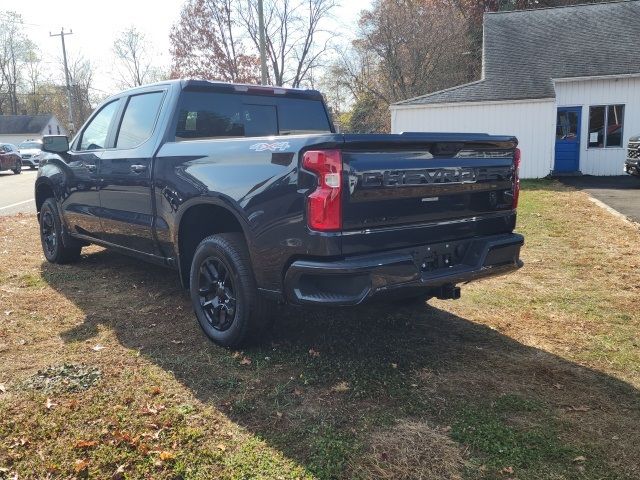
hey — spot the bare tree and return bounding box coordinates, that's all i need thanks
[0,11,33,114]
[67,54,96,126]
[113,26,157,88]
[169,0,337,87]
[238,0,337,87]
[23,48,53,115]
[170,0,260,83]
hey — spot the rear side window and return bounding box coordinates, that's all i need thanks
[116,91,164,149]
[175,91,331,141]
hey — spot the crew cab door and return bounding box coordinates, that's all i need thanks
[98,90,167,254]
[63,99,121,238]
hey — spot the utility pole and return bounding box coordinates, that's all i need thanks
[257,0,268,85]
[50,28,75,132]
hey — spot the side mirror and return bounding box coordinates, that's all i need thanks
[42,135,69,153]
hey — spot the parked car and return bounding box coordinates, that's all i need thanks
[35,79,524,347]
[625,134,640,178]
[0,143,22,174]
[18,139,43,169]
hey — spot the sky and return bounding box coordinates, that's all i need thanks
[5,0,372,99]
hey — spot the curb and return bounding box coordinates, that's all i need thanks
[587,197,640,229]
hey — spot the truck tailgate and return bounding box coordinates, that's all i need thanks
[341,133,518,232]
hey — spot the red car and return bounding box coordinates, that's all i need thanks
[0,143,22,174]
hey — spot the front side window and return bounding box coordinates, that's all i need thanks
[79,100,119,151]
[588,104,625,148]
[116,91,165,149]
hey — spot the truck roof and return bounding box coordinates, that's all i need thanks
[115,78,324,101]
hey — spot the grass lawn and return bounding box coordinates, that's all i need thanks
[0,180,639,479]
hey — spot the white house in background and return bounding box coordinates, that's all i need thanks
[390,1,640,179]
[0,115,67,146]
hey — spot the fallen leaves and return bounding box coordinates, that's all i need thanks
[45,397,57,410]
[158,451,175,461]
[74,440,98,450]
[112,464,126,480]
[91,344,106,352]
[331,381,350,393]
[74,458,89,473]
[239,356,252,366]
[573,455,587,462]
[308,348,320,358]
[0,383,6,393]
[140,403,166,415]
[500,466,514,475]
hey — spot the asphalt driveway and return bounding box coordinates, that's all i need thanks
[560,175,640,224]
[0,169,37,216]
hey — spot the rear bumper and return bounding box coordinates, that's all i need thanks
[284,233,524,305]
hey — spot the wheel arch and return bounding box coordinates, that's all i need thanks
[175,198,254,289]
[35,179,57,214]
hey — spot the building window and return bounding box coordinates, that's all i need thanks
[588,104,624,148]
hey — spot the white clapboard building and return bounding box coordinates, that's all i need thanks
[390,1,640,178]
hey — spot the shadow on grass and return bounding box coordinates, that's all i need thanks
[43,249,640,479]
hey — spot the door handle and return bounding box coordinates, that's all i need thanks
[86,164,97,172]
[130,164,148,173]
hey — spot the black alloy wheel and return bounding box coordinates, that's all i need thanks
[198,256,237,332]
[41,209,57,258]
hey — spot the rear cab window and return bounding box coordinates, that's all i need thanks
[174,90,332,141]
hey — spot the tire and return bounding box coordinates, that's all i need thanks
[190,233,274,348]
[12,161,21,174]
[39,198,82,264]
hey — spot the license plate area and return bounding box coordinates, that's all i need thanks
[411,240,471,273]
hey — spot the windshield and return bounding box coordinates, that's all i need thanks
[19,141,42,149]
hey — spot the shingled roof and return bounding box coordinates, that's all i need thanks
[0,115,55,134]
[395,0,640,106]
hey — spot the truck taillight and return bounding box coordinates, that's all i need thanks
[512,147,521,209]
[302,150,342,231]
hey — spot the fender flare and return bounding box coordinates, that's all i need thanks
[173,195,256,287]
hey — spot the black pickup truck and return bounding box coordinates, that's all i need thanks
[36,79,523,347]
[626,134,640,178]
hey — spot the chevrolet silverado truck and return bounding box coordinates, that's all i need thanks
[36,79,523,347]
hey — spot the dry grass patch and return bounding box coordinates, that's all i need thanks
[352,420,465,480]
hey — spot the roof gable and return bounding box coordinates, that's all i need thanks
[0,115,55,135]
[396,1,640,106]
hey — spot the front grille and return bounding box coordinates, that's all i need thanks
[21,154,32,159]
[628,142,640,160]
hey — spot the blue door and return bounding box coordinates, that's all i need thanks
[554,107,581,173]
